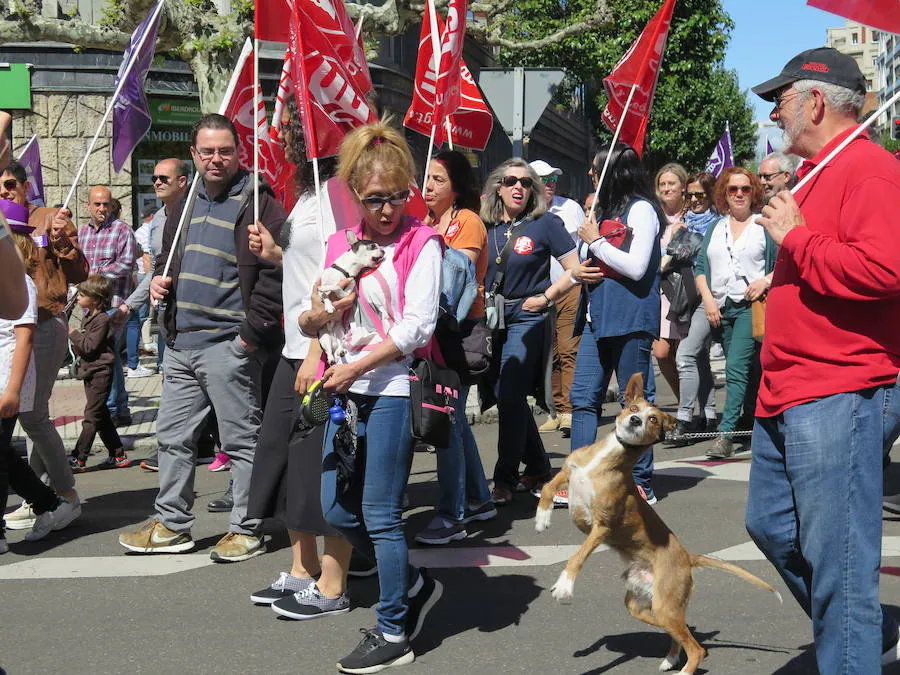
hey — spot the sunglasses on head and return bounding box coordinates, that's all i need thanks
[541,175,558,185]
[727,185,752,196]
[686,191,707,200]
[358,189,410,212]
[151,175,171,185]
[2,178,21,191]
[501,175,534,189]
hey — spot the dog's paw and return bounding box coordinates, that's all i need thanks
[550,571,575,603]
[658,649,682,671]
[534,507,552,533]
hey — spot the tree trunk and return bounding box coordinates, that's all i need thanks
[190,49,236,113]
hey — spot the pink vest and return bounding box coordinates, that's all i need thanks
[322,216,445,363]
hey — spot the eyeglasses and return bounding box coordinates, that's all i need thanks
[2,178,21,191]
[195,148,236,160]
[541,175,558,185]
[358,189,410,212]
[773,89,803,112]
[757,171,785,182]
[727,185,752,196]
[501,175,534,189]
[686,191,707,200]
[151,175,172,184]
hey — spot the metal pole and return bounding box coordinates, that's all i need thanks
[511,67,524,157]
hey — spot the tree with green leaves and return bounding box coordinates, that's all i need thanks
[495,0,757,172]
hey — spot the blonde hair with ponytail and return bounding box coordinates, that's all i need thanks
[337,119,416,195]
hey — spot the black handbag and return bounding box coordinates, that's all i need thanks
[409,357,462,449]
[434,316,492,385]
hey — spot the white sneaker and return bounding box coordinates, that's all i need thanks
[142,342,158,355]
[24,497,81,541]
[5,502,36,530]
[127,365,155,378]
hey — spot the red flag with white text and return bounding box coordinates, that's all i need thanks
[404,1,493,150]
[601,0,676,156]
[807,0,900,35]
[295,0,373,95]
[433,0,467,127]
[288,2,377,160]
[221,40,292,204]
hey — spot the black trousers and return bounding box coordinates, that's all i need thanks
[73,368,123,461]
[1,416,58,534]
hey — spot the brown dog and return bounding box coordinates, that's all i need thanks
[534,373,781,674]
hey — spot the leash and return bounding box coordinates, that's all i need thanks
[667,429,754,442]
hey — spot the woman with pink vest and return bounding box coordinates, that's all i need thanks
[298,121,443,673]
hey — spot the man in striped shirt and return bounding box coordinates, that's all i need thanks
[119,114,285,563]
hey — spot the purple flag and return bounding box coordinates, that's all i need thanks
[112,1,163,172]
[704,123,734,178]
[765,137,775,155]
[17,135,45,207]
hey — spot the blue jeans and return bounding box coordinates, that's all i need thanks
[105,310,129,418]
[321,394,417,637]
[493,306,552,491]
[436,386,492,521]
[569,327,655,492]
[126,301,149,369]
[745,381,900,674]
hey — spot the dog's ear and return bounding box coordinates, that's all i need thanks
[345,230,359,245]
[658,411,677,442]
[624,373,644,405]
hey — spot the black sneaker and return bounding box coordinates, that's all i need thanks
[664,420,691,447]
[207,480,233,513]
[250,571,316,605]
[405,568,442,642]
[884,493,900,515]
[462,500,498,524]
[271,583,350,620]
[348,551,378,578]
[337,628,414,674]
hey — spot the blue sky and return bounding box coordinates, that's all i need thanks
[722,1,844,123]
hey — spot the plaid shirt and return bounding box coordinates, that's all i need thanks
[79,217,136,307]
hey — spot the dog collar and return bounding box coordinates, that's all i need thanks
[331,263,352,279]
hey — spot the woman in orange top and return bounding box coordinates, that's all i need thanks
[415,150,496,546]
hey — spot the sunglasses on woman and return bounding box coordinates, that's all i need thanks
[686,191,707,200]
[501,175,534,189]
[727,185,752,196]
[540,175,558,185]
[358,189,411,212]
[2,178,20,191]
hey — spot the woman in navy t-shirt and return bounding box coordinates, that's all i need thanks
[480,158,590,505]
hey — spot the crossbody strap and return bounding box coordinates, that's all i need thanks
[490,219,527,295]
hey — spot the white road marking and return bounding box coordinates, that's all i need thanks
[409,544,610,568]
[0,554,215,579]
[710,537,900,561]
[654,455,752,482]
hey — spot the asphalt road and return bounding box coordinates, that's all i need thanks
[4,395,900,675]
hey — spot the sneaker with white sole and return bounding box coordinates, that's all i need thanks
[251,572,316,605]
[24,497,81,541]
[5,502,36,530]
[208,451,231,472]
[414,516,467,546]
[119,518,195,553]
[406,568,442,641]
[552,489,569,507]
[462,500,497,524]
[126,365,155,378]
[337,628,414,674]
[271,583,351,620]
[209,531,265,563]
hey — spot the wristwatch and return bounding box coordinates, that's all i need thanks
[541,292,554,308]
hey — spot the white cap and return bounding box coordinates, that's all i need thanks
[528,160,562,177]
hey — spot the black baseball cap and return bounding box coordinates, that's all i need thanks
[752,47,867,101]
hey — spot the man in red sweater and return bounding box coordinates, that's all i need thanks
[745,47,900,674]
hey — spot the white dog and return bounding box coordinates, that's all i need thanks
[318,230,385,364]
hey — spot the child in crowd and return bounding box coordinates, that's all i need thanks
[68,275,131,472]
[1,222,80,550]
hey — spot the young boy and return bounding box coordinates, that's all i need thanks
[68,275,131,471]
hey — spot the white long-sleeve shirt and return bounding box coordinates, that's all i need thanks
[585,200,660,281]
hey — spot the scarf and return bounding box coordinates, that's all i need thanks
[685,208,719,236]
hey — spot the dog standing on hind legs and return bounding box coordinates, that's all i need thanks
[534,373,782,674]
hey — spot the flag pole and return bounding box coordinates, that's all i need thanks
[158,37,252,294]
[253,38,260,228]
[62,0,165,212]
[445,117,454,150]
[15,134,37,161]
[789,89,900,194]
[422,0,443,186]
[592,83,638,206]
[726,120,734,166]
[313,156,326,250]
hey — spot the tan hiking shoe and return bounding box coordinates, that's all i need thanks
[210,531,266,563]
[118,518,195,554]
[557,413,572,432]
[538,416,560,433]
[5,502,36,530]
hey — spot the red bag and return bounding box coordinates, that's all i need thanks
[591,218,633,280]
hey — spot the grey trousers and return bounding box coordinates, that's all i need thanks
[155,336,262,535]
[674,303,717,424]
[19,315,76,493]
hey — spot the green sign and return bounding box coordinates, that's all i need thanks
[150,97,202,127]
[0,64,32,109]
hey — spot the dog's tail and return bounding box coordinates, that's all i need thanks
[690,554,783,604]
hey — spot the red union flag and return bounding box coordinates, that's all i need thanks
[295,0,373,95]
[433,0,466,124]
[807,0,900,34]
[601,0,675,156]
[255,0,290,42]
[221,40,292,203]
[289,2,376,160]
[404,1,493,150]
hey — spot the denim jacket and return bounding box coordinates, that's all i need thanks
[441,246,479,323]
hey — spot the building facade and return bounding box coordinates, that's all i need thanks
[875,32,900,136]
[825,20,882,115]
